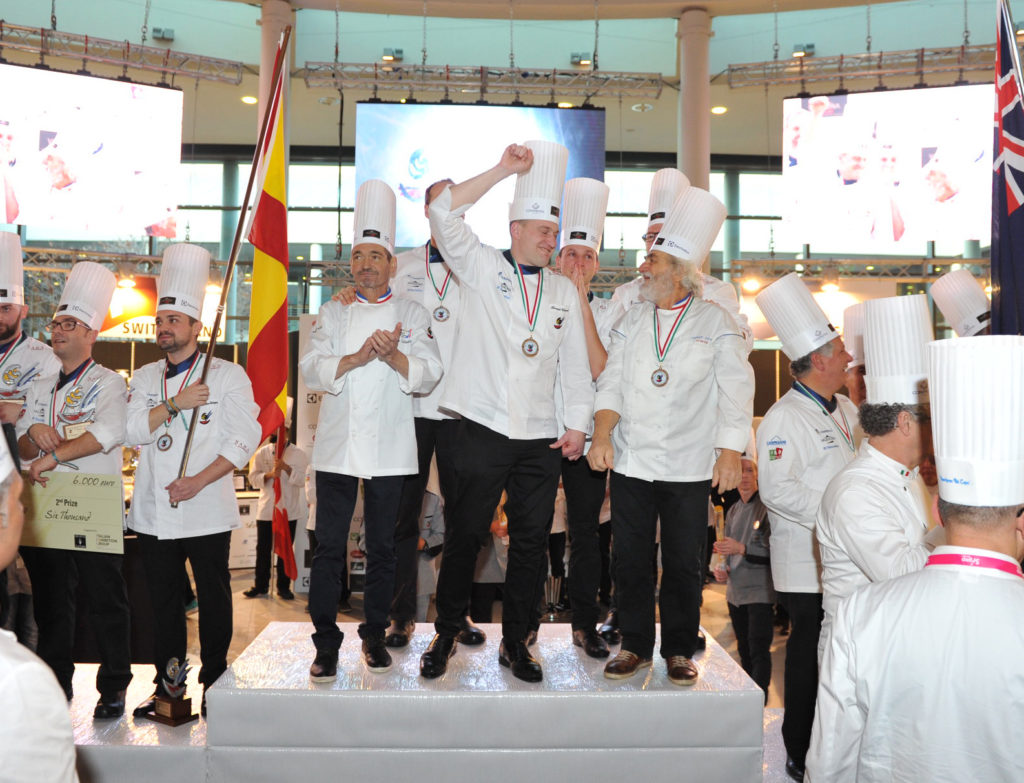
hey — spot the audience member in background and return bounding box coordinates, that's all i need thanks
[470,492,510,625]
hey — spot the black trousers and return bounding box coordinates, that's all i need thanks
[391,417,458,624]
[776,590,823,767]
[434,419,560,647]
[310,472,404,651]
[136,530,232,689]
[253,518,298,592]
[561,456,608,630]
[20,545,132,698]
[728,601,774,698]
[610,472,710,659]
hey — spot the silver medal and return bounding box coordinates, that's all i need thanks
[433,305,450,322]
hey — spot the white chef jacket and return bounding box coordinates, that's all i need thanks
[0,630,78,783]
[0,332,60,403]
[595,297,753,482]
[807,545,1024,783]
[126,355,261,539]
[18,360,126,476]
[590,293,627,348]
[817,441,930,627]
[757,387,859,593]
[392,242,462,420]
[611,275,753,353]
[428,186,594,439]
[248,441,309,521]
[299,296,442,478]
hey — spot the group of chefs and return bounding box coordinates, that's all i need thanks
[1,136,1022,782]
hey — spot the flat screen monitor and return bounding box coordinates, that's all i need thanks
[781,84,992,250]
[0,62,183,236]
[355,102,606,249]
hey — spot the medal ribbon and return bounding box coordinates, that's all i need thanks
[355,288,393,304]
[512,262,544,335]
[49,358,95,428]
[926,552,1024,579]
[425,245,452,303]
[0,332,26,376]
[652,295,694,366]
[793,380,855,452]
[162,354,203,428]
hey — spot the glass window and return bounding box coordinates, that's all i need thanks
[180,163,224,206]
[606,170,654,214]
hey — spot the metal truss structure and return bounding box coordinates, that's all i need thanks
[724,44,994,90]
[731,258,990,285]
[0,21,245,85]
[302,61,664,100]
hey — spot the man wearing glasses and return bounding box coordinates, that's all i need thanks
[16,262,132,719]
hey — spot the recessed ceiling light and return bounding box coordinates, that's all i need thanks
[631,102,654,113]
[710,105,728,115]
[241,95,258,105]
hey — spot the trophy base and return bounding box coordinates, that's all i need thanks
[142,695,200,727]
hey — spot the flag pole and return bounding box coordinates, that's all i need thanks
[171,25,293,506]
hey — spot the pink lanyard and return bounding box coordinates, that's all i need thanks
[926,552,1024,579]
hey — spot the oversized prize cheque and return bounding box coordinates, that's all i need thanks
[20,471,125,554]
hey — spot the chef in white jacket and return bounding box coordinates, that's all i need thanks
[420,141,594,684]
[127,243,261,718]
[590,186,751,686]
[301,180,442,680]
[807,335,1024,783]
[817,294,934,657]
[755,272,857,782]
[610,168,752,352]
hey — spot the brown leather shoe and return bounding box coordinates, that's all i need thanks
[603,650,652,680]
[666,656,699,686]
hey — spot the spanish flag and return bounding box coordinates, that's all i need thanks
[247,34,295,578]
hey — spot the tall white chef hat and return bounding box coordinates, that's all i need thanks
[509,140,568,225]
[930,269,991,337]
[55,262,115,331]
[928,335,1024,506]
[0,231,24,306]
[158,243,211,320]
[842,302,865,369]
[353,179,396,255]
[755,273,838,360]
[863,294,933,406]
[647,168,690,228]
[560,178,609,251]
[652,187,726,263]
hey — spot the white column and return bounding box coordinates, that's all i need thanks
[676,8,711,191]
[259,0,292,128]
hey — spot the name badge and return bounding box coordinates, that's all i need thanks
[63,421,91,440]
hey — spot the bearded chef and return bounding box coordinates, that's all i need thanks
[420,141,593,684]
[816,294,934,658]
[930,267,991,337]
[589,186,752,686]
[127,243,261,718]
[755,272,858,783]
[807,335,1024,782]
[17,262,131,719]
[301,180,443,681]
[610,168,752,352]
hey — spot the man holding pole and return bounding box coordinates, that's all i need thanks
[127,243,261,717]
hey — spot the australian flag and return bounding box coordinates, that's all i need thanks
[992,0,1024,334]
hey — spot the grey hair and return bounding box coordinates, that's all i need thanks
[789,341,836,379]
[858,402,929,437]
[937,498,1022,530]
[668,257,704,297]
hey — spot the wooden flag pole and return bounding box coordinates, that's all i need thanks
[171,25,293,507]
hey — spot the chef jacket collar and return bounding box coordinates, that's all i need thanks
[166,348,201,379]
[427,241,446,265]
[793,380,838,414]
[56,357,91,391]
[0,331,22,353]
[587,291,594,303]
[502,249,540,275]
[862,440,919,483]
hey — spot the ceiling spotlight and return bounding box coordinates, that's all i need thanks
[117,278,136,289]
[382,48,404,62]
[792,44,815,58]
[241,95,258,105]
[1016,22,1024,38]
[631,102,654,113]
[710,105,728,115]
[821,265,840,293]
[557,101,574,109]
[570,52,592,66]
[741,277,762,293]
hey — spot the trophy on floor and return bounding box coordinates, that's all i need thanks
[146,657,199,726]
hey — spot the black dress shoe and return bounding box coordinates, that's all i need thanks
[572,628,610,659]
[524,629,538,647]
[243,586,268,598]
[277,586,295,600]
[598,611,622,645]
[785,757,806,782]
[419,634,457,679]
[498,640,543,683]
[362,639,393,673]
[385,619,416,648]
[132,690,166,718]
[456,620,486,646]
[93,690,126,719]
[309,650,339,683]
[695,629,707,651]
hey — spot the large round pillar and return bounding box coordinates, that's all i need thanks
[259,0,293,127]
[677,8,711,191]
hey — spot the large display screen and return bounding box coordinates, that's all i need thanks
[0,63,183,236]
[781,84,992,249]
[356,102,606,248]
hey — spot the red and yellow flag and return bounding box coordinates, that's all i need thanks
[246,37,294,578]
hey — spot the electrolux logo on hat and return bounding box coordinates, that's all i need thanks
[530,201,541,211]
